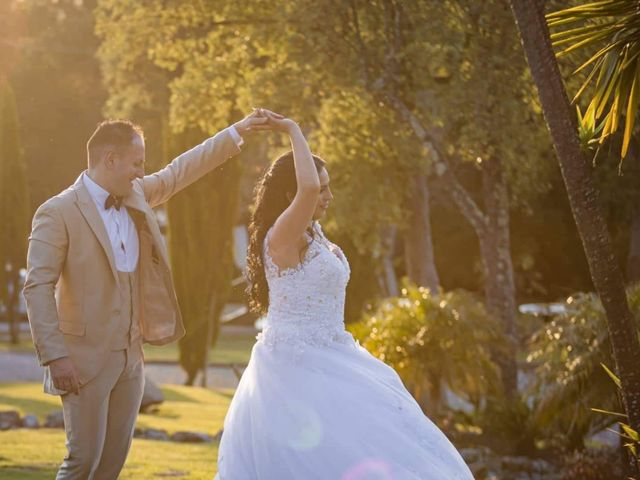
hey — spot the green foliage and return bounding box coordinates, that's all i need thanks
[95,0,556,268]
[548,0,640,160]
[593,365,639,476]
[350,283,503,412]
[0,79,29,302]
[8,0,107,208]
[471,396,543,455]
[95,0,171,119]
[164,127,243,384]
[96,1,252,382]
[526,285,640,449]
[314,88,419,256]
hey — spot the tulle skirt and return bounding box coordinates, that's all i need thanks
[215,339,474,480]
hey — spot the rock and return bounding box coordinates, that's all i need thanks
[141,428,169,441]
[468,461,488,479]
[502,456,533,473]
[531,459,553,473]
[22,414,40,429]
[514,474,532,480]
[538,474,562,480]
[460,447,490,464]
[170,431,213,443]
[0,411,21,430]
[140,377,164,412]
[44,410,65,429]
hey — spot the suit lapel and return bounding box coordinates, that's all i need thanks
[123,187,171,269]
[71,174,119,284]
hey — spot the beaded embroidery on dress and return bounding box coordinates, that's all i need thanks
[256,222,356,359]
[215,222,475,480]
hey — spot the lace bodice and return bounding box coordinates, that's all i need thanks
[256,222,356,357]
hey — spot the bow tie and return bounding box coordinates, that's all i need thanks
[104,194,123,211]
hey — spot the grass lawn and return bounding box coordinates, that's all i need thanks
[144,330,256,365]
[0,382,232,479]
[0,339,33,354]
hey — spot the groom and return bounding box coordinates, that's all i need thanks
[23,109,276,479]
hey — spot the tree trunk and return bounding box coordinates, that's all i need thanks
[166,123,242,387]
[509,0,640,436]
[386,94,519,397]
[478,158,518,396]
[381,225,400,297]
[403,172,440,292]
[200,292,219,388]
[7,266,20,345]
[627,205,640,284]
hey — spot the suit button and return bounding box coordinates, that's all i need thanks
[114,309,121,316]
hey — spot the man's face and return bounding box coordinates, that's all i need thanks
[109,134,145,197]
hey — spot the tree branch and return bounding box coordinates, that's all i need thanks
[349,0,372,86]
[385,92,489,233]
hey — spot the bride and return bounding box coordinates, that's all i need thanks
[215,111,475,480]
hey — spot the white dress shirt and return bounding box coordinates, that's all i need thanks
[83,173,139,273]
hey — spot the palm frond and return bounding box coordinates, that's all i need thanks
[547,0,640,161]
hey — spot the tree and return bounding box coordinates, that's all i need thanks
[7,0,107,209]
[509,0,640,446]
[96,0,560,398]
[307,0,554,397]
[0,78,30,344]
[545,1,640,286]
[165,127,243,386]
[96,0,250,384]
[313,88,434,296]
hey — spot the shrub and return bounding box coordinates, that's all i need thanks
[526,285,640,450]
[350,283,504,415]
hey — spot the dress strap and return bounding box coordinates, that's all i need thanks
[263,225,319,278]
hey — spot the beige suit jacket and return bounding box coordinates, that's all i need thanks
[24,128,240,391]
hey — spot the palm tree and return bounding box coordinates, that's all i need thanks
[508,0,640,441]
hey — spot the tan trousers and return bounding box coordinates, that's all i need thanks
[56,271,145,480]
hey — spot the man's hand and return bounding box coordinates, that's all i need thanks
[234,108,285,136]
[48,356,80,394]
[262,115,300,134]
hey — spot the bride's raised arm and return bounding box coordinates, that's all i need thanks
[265,116,320,258]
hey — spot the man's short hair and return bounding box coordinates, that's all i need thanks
[86,120,144,167]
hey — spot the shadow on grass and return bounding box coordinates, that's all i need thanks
[160,387,201,403]
[144,411,181,420]
[0,393,60,418]
[216,390,235,400]
[0,465,58,480]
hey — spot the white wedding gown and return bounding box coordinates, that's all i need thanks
[215,223,474,479]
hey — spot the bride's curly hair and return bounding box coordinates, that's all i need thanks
[246,151,326,314]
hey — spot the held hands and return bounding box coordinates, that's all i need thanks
[234,108,299,136]
[48,356,80,395]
